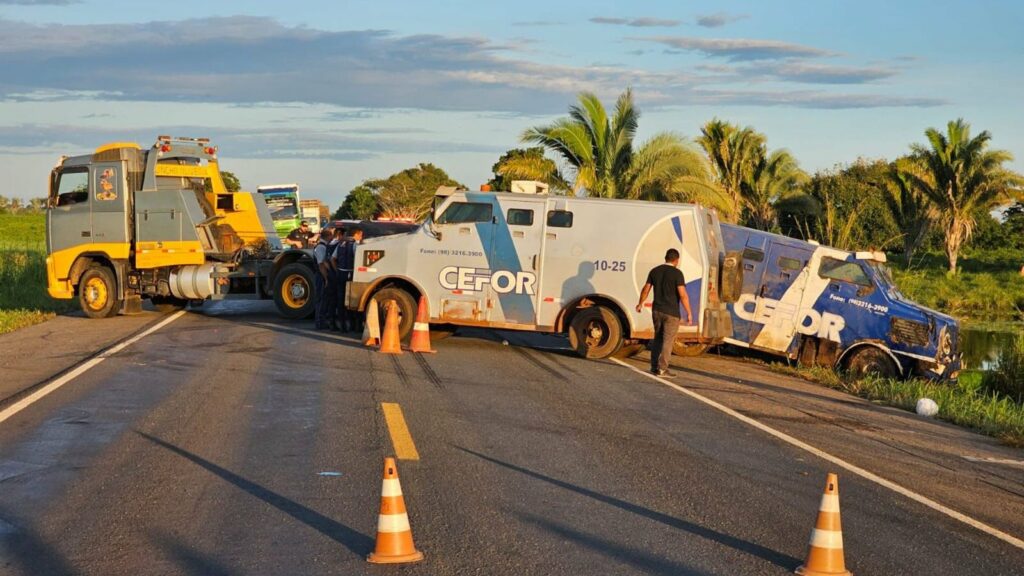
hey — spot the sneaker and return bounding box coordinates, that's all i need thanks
[655,369,677,378]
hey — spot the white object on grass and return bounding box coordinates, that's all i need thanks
[916,397,939,417]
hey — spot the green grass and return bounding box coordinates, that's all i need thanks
[889,249,1024,323]
[771,364,1024,447]
[0,213,75,334]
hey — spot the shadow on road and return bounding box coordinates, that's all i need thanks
[149,529,235,576]
[0,507,77,576]
[136,431,374,557]
[517,512,712,576]
[456,446,800,571]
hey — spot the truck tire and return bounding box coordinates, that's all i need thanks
[274,262,316,319]
[373,287,417,342]
[569,306,623,359]
[78,265,120,319]
[151,296,187,313]
[672,341,709,357]
[844,346,898,379]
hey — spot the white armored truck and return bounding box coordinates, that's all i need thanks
[347,182,741,358]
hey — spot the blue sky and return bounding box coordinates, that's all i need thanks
[1,0,1022,210]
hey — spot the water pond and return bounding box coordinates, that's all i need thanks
[961,325,1022,370]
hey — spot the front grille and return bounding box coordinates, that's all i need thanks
[890,317,930,347]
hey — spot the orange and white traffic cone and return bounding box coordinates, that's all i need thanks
[367,457,424,564]
[363,296,381,347]
[408,296,436,354]
[379,301,403,355]
[796,472,852,576]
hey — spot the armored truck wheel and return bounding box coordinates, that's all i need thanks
[569,306,623,359]
[78,265,120,319]
[274,262,316,319]
[844,346,898,379]
[373,287,417,342]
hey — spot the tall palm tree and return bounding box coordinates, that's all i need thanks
[522,90,636,198]
[742,148,808,231]
[490,147,570,193]
[905,119,1023,274]
[885,158,937,264]
[522,89,719,205]
[698,119,765,221]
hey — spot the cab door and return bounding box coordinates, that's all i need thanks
[488,197,542,326]
[48,166,92,254]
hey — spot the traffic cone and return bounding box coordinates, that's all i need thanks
[368,457,424,564]
[362,297,381,347]
[408,296,436,354]
[796,473,852,576]
[379,301,403,355]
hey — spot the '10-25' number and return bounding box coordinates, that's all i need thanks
[594,260,626,272]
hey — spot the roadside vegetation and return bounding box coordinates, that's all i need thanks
[0,213,75,334]
[771,363,1024,447]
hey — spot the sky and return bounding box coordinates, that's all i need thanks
[1,0,1022,210]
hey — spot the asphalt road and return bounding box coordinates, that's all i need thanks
[0,302,1022,575]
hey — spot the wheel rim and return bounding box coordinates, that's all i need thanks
[584,319,609,349]
[83,277,107,311]
[282,274,309,308]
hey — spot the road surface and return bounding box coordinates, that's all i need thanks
[0,302,1021,575]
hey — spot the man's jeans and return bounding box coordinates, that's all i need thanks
[651,310,680,373]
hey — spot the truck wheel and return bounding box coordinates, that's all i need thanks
[672,341,709,357]
[79,265,120,319]
[151,296,187,313]
[274,262,316,319]
[844,347,898,379]
[373,287,417,342]
[569,306,623,359]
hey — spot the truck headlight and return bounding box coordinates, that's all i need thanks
[939,327,952,357]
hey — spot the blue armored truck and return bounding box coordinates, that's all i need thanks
[721,223,961,380]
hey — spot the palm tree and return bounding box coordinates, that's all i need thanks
[489,147,570,193]
[742,148,808,231]
[522,89,719,205]
[698,119,765,221]
[905,119,1023,274]
[885,158,937,264]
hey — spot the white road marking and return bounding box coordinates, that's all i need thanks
[610,357,1024,552]
[0,311,187,424]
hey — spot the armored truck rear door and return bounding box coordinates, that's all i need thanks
[748,241,815,352]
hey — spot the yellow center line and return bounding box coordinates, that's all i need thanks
[381,402,420,460]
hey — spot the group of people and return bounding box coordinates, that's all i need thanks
[284,220,365,332]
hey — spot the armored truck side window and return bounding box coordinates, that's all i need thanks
[742,248,764,262]
[507,208,534,226]
[56,169,89,206]
[547,210,573,228]
[437,202,492,224]
[819,257,872,287]
[777,256,802,271]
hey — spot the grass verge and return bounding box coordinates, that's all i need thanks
[0,214,76,335]
[769,364,1024,448]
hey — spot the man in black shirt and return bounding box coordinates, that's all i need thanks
[284,220,316,249]
[636,248,693,377]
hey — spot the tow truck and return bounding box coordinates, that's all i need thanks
[45,136,320,319]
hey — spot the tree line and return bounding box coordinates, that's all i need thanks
[339,89,1023,274]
